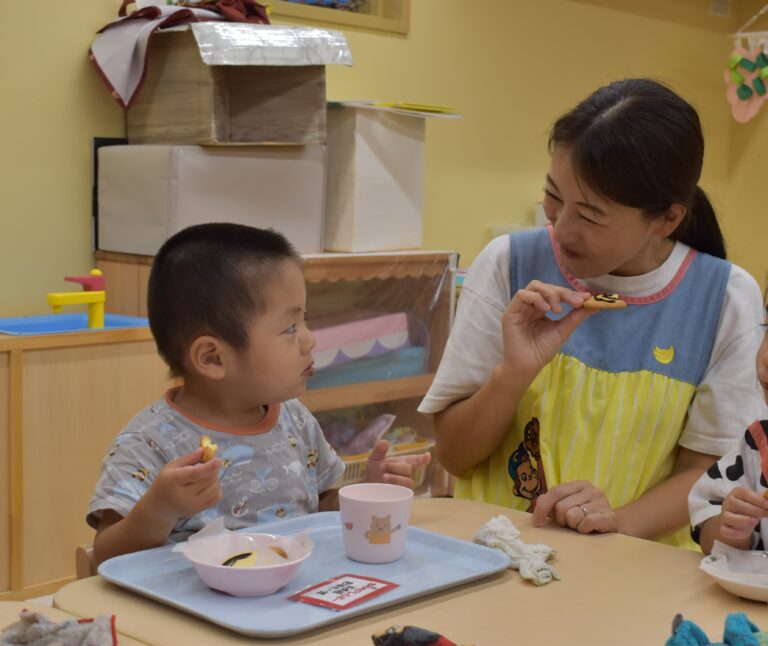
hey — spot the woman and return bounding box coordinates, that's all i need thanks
[419,79,766,546]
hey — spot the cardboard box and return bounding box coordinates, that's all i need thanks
[323,106,426,252]
[97,145,325,255]
[126,25,352,145]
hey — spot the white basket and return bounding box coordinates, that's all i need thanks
[339,438,435,488]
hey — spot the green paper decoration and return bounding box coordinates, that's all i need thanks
[729,49,768,101]
[738,83,754,100]
[740,57,757,72]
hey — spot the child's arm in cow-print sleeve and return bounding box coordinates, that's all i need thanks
[689,420,768,554]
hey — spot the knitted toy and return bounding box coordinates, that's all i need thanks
[667,612,768,645]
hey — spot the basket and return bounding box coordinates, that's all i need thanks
[339,438,435,488]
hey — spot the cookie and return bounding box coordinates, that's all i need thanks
[582,293,627,310]
[200,434,218,462]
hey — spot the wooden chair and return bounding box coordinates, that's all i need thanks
[75,544,97,579]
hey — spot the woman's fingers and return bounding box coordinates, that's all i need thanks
[510,281,589,315]
[577,510,618,534]
[532,480,617,535]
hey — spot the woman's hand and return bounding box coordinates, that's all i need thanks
[531,480,618,534]
[501,281,594,376]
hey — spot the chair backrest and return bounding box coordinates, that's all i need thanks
[75,544,97,579]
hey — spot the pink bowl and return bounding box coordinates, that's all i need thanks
[180,532,313,597]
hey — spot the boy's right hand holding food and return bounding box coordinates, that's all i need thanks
[713,486,768,549]
[94,448,222,565]
[144,448,222,524]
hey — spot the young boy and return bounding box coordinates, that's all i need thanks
[88,223,430,565]
[689,301,768,554]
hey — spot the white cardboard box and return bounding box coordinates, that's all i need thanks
[97,145,325,255]
[323,106,426,252]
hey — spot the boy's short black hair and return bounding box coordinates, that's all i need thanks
[147,223,300,377]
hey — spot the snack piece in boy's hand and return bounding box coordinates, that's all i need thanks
[200,435,218,462]
[582,293,627,310]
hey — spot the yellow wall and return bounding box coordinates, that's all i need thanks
[1,0,766,318]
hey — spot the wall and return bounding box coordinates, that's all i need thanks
[1,1,123,317]
[0,0,765,319]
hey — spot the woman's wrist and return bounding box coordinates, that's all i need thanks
[614,505,641,538]
[492,361,538,394]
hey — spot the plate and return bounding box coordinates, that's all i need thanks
[98,512,510,637]
[700,547,768,602]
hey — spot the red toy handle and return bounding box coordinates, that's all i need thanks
[64,271,105,292]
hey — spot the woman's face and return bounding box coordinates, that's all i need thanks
[542,147,674,279]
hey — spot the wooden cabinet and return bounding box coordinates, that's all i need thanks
[0,329,174,600]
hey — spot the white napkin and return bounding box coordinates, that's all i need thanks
[474,515,560,585]
[171,516,313,565]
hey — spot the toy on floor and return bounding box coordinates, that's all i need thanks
[47,269,106,329]
[667,612,768,645]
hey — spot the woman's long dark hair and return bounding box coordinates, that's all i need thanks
[549,78,726,259]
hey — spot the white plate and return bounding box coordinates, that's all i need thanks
[700,547,768,602]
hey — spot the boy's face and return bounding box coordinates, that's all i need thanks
[227,260,316,406]
[758,304,768,405]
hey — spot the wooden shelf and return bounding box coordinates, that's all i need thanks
[302,251,456,283]
[300,373,434,412]
[95,250,457,284]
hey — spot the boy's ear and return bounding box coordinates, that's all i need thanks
[659,203,687,237]
[187,335,227,380]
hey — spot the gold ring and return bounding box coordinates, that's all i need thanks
[578,504,588,517]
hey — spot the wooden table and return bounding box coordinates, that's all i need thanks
[0,601,145,645]
[53,498,768,645]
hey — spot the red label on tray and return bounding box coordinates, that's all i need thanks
[287,574,398,611]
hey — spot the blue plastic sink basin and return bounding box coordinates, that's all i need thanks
[0,313,148,336]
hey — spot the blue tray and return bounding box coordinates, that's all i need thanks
[98,512,510,638]
[0,313,148,336]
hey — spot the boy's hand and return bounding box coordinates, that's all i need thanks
[145,448,222,523]
[364,440,431,490]
[719,486,768,543]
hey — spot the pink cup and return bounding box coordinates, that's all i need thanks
[339,483,414,563]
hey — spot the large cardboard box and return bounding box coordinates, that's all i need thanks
[323,106,426,252]
[97,145,325,255]
[126,25,352,145]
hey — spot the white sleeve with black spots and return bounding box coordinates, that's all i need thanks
[688,428,764,544]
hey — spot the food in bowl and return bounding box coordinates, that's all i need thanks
[222,545,290,568]
[178,531,313,597]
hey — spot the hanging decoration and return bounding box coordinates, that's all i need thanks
[725,2,768,123]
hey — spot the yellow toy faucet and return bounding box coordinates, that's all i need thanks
[47,269,106,329]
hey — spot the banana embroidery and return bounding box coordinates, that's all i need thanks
[653,345,675,365]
